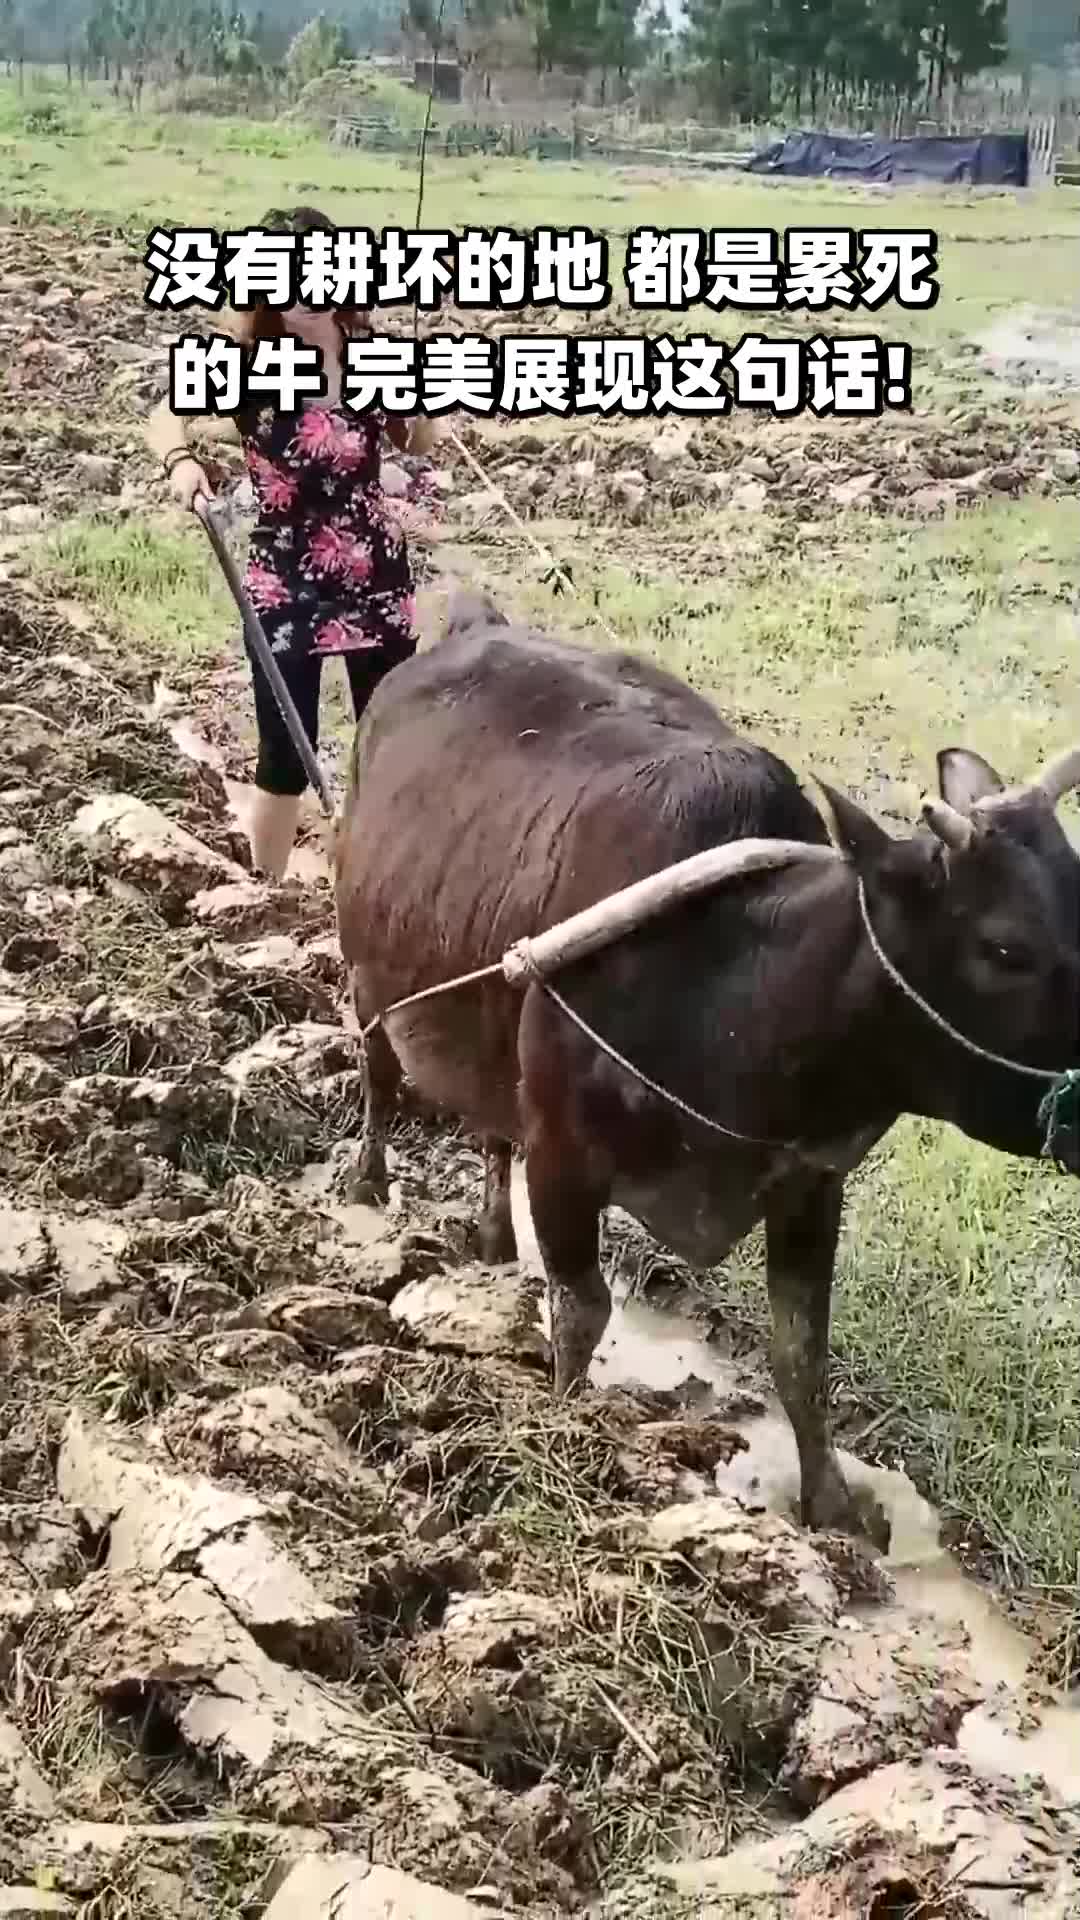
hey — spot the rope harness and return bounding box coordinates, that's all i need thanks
[361,874,1080,1166]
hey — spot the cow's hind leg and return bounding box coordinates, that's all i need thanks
[341,1019,402,1204]
[519,983,612,1393]
[765,1170,888,1550]
[525,1131,610,1396]
[477,1137,517,1264]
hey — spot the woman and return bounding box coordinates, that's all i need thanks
[145,203,439,882]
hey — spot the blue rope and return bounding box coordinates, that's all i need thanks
[1038,1068,1080,1166]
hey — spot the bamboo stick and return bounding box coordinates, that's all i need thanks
[501,838,839,985]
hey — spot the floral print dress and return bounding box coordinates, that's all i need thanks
[241,403,419,662]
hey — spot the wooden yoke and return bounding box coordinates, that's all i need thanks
[500,838,840,985]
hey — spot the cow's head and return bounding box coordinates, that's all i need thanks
[815,752,1080,1162]
[933,743,1080,906]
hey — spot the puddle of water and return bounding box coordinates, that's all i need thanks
[960,1697,1080,1803]
[509,1164,1080,1802]
[510,1167,739,1398]
[977,307,1080,391]
[288,1162,390,1257]
[591,1289,738,1397]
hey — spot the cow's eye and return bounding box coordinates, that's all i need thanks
[982,938,1034,973]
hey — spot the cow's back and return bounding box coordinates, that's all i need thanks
[339,620,823,943]
[333,615,826,1133]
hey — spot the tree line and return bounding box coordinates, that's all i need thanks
[683,0,1014,121]
[399,0,1028,112]
[0,0,328,86]
[0,0,1071,116]
[1,0,658,95]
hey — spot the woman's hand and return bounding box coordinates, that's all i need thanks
[168,455,212,512]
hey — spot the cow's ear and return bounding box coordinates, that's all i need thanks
[813,779,891,869]
[937,748,1005,812]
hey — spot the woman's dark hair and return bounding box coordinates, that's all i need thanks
[231,204,342,345]
[228,201,361,431]
[261,203,335,231]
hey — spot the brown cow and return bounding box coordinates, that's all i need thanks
[332,590,1080,1540]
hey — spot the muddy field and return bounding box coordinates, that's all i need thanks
[0,215,1079,1917]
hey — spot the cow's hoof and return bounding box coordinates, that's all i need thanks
[334,1153,389,1207]
[475,1218,519,1265]
[807,1460,891,1555]
[345,1175,389,1207]
[846,1485,892,1555]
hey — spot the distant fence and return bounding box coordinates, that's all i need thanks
[1021,115,1080,185]
[1014,112,1076,183]
[1028,113,1057,182]
[332,113,756,168]
[329,109,1077,184]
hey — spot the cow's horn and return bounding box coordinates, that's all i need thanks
[921,796,974,851]
[1031,745,1080,807]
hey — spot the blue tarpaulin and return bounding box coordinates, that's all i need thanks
[745,129,1030,187]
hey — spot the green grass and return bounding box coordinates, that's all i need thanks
[29,511,362,757]
[840,1126,1080,1592]
[35,518,235,670]
[5,78,1080,1605]
[515,491,1080,820]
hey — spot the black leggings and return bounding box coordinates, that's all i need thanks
[249,641,405,797]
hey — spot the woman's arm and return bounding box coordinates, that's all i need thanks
[146,392,243,512]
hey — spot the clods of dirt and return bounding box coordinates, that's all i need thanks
[0,513,1075,1902]
[618,1751,1080,1919]
[442,409,1080,537]
[264,1856,511,1918]
[391,1262,550,1364]
[68,792,248,916]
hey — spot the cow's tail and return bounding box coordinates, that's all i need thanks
[444,586,509,641]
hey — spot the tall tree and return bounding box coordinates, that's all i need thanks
[683,0,773,118]
[934,0,1006,91]
[0,0,18,71]
[593,0,641,98]
[685,0,1009,119]
[285,8,351,86]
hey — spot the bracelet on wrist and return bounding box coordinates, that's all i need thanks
[162,447,194,476]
